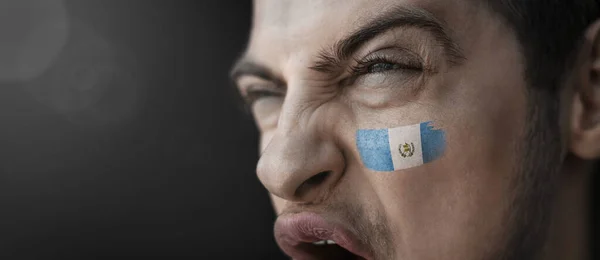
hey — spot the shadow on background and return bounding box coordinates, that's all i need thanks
[0,0,285,259]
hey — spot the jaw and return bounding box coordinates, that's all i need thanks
[541,159,591,260]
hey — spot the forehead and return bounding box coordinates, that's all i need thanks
[253,0,458,26]
[248,0,481,71]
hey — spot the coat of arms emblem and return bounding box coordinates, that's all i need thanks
[399,142,415,158]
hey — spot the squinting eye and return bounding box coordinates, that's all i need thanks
[368,63,401,73]
[245,87,284,129]
[244,88,284,106]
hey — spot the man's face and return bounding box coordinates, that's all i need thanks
[233,0,548,259]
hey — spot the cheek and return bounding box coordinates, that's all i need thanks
[370,62,528,257]
[372,106,526,258]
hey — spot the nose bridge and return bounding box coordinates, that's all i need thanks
[256,83,344,203]
[276,81,317,135]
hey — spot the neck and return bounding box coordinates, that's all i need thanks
[543,160,591,260]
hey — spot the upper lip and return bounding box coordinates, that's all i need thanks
[274,212,374,260]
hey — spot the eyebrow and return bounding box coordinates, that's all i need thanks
[311,6,465,73]
[230,5,465,82]
[229,58,285,86]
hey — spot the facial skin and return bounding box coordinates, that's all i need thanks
[232,0,598,259]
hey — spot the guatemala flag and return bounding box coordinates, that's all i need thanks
[356,121,446,172]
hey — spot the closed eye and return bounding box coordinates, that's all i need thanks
[243,85,285,107]
[350,54,424,76]
[368,62,403,73]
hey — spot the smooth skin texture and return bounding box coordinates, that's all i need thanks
[232,0,598,259]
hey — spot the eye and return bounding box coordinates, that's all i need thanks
[243,85,285,107]
[244,86,284,129]
[367,62,402,73]
[350,54,423,77]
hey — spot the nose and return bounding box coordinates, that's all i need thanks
[256,126,345,203]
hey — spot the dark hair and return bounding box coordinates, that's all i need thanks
[486,2,600,258]
[485,0,599,93]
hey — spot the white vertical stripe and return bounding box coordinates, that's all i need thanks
[388,123,424,171]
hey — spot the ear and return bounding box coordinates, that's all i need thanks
[570,19,600,159]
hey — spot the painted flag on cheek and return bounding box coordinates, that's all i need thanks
[356,121,446,172]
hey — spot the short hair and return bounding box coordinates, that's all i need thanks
[485,2,600,257]
[485,0,600,93]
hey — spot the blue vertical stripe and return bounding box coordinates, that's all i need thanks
[356,129,394,172]
[420,121,446,163]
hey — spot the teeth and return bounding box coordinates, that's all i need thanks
[312,240,337,246]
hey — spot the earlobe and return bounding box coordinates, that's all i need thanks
[570,19,600,159]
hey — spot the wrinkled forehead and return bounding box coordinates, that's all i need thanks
[248,0,477,72]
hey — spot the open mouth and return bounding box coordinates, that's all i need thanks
[274,212,373,260]
[293,239,367,259]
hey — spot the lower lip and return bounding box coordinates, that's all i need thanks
[274,212,373,259]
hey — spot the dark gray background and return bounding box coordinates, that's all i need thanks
[0,1,597,259]
[0,1,284,259]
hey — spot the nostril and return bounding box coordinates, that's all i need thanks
[294,171,331,198]
[305,171,331,186]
